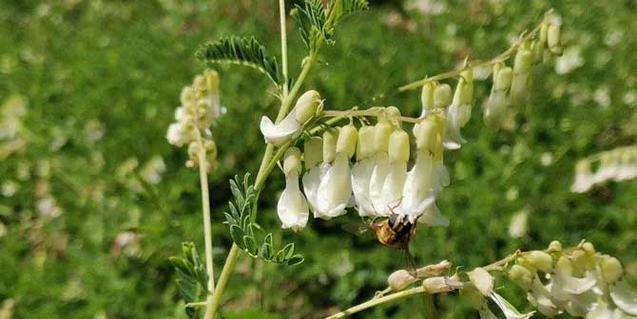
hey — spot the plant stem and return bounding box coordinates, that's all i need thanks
[398,15,547,92]
[279,0,289,98]
[208,243,239,317]
[324,286,427,319]
[196,139,216,319]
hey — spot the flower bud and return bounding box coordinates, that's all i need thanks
[434,84,452,108]
[323,130,337,163]
[524,251,554,273]
[388,129,410,163]
[294,90,321,124]
[336,125,358,158]
[582,242,596,255]
[511,49,533,102]
[422,276,463,294]
[571,249,590,274]
[452,74,473,107]
[356,126,375,160]
[414,119,438,151]
[556,256,573,275]
[539,23,549,46]
[374,122,394,153]
[388,269,416,291]
[467,267,493,296]
[530,40,544,64]
[600,255,623,284]
[508,264,533,290]
[421,82,436,114]
[494,66,513,91]
[304,137,323,168]
[283,147,302,175]
[548,240,562,253]
[547,23,562,55]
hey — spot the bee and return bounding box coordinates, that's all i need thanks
[372,212,417,249]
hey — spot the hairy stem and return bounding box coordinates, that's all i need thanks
[398,12,548,92]
[196,137,216,319]
[324,286,427,319]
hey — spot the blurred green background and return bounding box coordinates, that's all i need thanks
[1,0,636,318]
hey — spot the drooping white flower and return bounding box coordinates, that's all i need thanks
[381,129,410,214]
[586,301,614,319]
[610,280,637,316]
[302,136,326,215]
[510,46,533,103]
[351,126,376,216]
[369,120,395,216]
[483,64,513,128]
[277,147,309,231]
[444,70,474,150]
[260,90,321,146]
[399,117,447,225]
[316,125,357,219]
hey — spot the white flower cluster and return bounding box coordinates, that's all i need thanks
[270,83,477,230]
[571,146,637,193]
[166,70,222,171]
[483,15,564,130]
[505,241,637,318]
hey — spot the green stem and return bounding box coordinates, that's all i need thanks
[196,137,216,319]
[208,243,240,317]
[279,0,289,97]
[324,286,427,319]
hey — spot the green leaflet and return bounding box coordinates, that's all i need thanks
[196,36,281,85]
[224,173,304,266]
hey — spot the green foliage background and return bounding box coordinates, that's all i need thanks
[1,0,636,318]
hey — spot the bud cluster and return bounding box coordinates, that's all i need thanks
[166,70,222,171]
[275,102,451,230]
[571,146,637,193]
[505,240,636,317]
[483,14,564,130]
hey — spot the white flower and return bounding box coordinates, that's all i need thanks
[260,90,321,146]
[316,125,357,219]
[586,302,614,319]
[489,291,534,319]
[351,126,376,216]
[610,280,637,316]
[166,123,185,146]
[483,64,513,128]
[381,129,410,214]
[277,148,309,231]
[444,70,473,150]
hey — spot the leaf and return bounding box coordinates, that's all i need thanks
[281,243,295,260]
[292,0,329,50]
[243,235,258,255]
[196,36,281,85]
[287,255,305,266]
[170,242,209,317]
[230,225,245,249]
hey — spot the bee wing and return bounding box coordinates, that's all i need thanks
[341,223,374,238]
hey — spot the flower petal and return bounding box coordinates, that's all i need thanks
[277,173,309,231]
[302,164,328,216]
[381,161,407,214]
[316,154,352,219]
[351,158,375,216]
[369,153,390,216]
[489,291,535,319]
[259,112,301,146]
[611,280,637,316]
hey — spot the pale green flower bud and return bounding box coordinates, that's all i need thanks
[494,66,513,91]
[508,264,533,290]
[531,40,544,64]
[434,84,452,108]
[374,122,394,153]
[304,137,323,169]
[323,130,337,163]
[571,249,590,274]
[582,242,596,255]
[294,90,321,124]
[600,255,623,284]
[421,82,436,114]
[556,256,573,275]
[388,269,416,291]
[336,125,358,158]
[524,251,554,273]
[283,147,302,175]
[388,129,410,162]
[548,240,562,253]
[414,119,438,151]
[540,23,549,45]
[452,73,474,107]
[356,126,375,160]
[511,49,532,103]
[548,24,562,55]
[467,267,494,296]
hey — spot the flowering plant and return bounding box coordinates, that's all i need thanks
[165,1,637,318]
